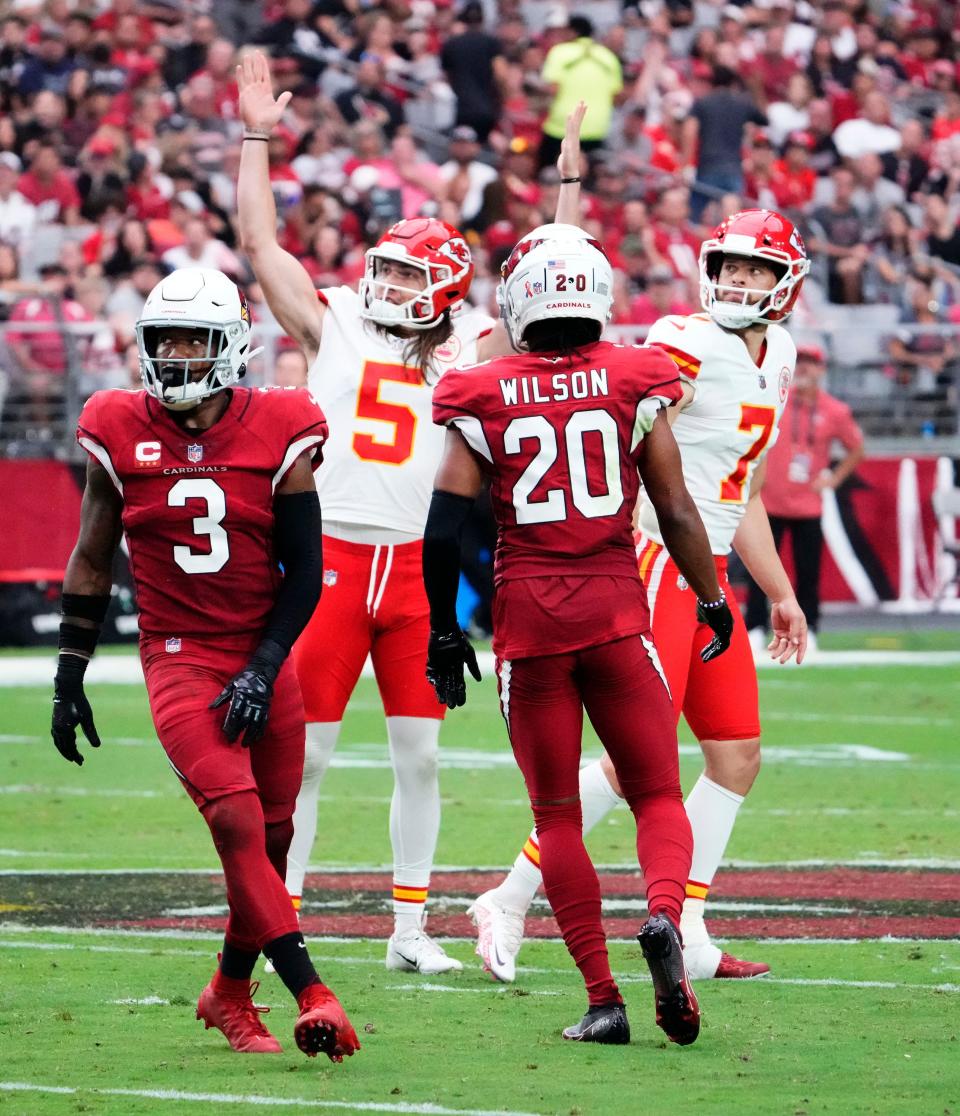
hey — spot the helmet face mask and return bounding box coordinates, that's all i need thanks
[136,268,260,411]
[140,324,229,411]
[359,218,474,331]
[498,222,613,349]
[698,209,810,330]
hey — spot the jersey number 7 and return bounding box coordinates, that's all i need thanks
[719,404,776,503]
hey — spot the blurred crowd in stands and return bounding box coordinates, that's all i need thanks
[1,0,959,449]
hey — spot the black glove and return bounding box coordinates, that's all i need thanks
[697,592,735,663]
[210,664,276,746]
[52,657,102,766]
[426,629,481,709]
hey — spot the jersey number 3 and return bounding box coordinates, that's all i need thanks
[353,361,419,465]
[168,478,229,574]
[506,410,624,524]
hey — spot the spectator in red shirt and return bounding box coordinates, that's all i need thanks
[744,343,864,650]
[742,128,778,208]
[649,183,701,284]
[931,86,960,143]
[186,39,239,123]
[628,264,694,326]
[5,263,95,429]
[17,139,81,224]
[770,130,817,212]
[91,0,156,47]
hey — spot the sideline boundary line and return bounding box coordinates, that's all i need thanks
[3,649,960,686]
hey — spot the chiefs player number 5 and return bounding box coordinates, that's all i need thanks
[168,478,229,574]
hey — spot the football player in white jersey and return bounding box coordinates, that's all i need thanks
[469,208,811,984]
[236,50,584,974]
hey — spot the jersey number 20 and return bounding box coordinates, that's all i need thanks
[505,410,624,524]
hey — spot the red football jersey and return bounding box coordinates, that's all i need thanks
[432,341,682,657]
[77,387,327,639]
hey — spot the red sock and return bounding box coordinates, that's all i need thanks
[203,791,301,948]
[535,802,620,1007]
[626,789,692,927]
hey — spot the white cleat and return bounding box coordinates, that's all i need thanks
[263,958,276,975]
[386,927,463,975]
[467,890,525,983]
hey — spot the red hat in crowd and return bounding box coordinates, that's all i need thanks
[796,343,826,362]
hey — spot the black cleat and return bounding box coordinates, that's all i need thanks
[562,1002,630,1044]
[638,914,700,1046]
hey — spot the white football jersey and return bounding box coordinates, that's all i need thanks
[307,286,495,534]
[638,312,797,555]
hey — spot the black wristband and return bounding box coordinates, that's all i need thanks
[248,637,287,685]
[560,176,581,184]
[61,593,110,624]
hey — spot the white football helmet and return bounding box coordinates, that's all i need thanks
[498,223,613,349]
[136,268,261,411]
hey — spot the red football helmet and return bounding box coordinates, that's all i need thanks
[359,218,475,331]
[698,208,809,329]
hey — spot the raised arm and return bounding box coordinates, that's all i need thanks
[554,100,586,226]
[477,102,589,362]
[237,50,326,365]
[52,457,124,766]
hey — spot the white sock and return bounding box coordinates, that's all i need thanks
[387,716,441,934]
[285,721,340,900]
[493,759,622,913]
[680,773,745,948]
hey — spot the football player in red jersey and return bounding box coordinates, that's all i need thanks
[421,224,736,1046]
[470,208,811,986]
[237,48,586,974]
[50,268,360,1062]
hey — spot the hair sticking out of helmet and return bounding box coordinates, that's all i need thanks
[698,208,810,330]
[136,268,261,410]
[498,223,614,350]
[359,217,474,331]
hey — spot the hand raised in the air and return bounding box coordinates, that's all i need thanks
[557,100,587,183]
[426,629,481,709]
[52,659,102,766]
[697,594,735,664]
[237,50,292,134]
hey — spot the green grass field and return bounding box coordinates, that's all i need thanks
[2,642,959,1115]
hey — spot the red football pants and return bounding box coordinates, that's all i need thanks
[141,635,304,950]
[637,538,761,741]
[294,535,444,721]
[496,635,692,1005]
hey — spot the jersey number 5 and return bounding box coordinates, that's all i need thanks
[168,478,229,574]
[353,360,420,465]
[505,410,624,524]
[720,404,776,503]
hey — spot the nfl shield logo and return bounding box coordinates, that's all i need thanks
[323,569,338,587]
[165,637,182,653]
[676,575,688,591]
[187,443,203,463]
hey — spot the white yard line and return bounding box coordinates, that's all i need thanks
[0,1083,543,1116]
[3,855,960,874]
[3,650,960,687]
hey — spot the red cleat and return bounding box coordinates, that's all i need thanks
[714,952,771,979]
[196,978,283,1053]
[295,983,361,1062]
